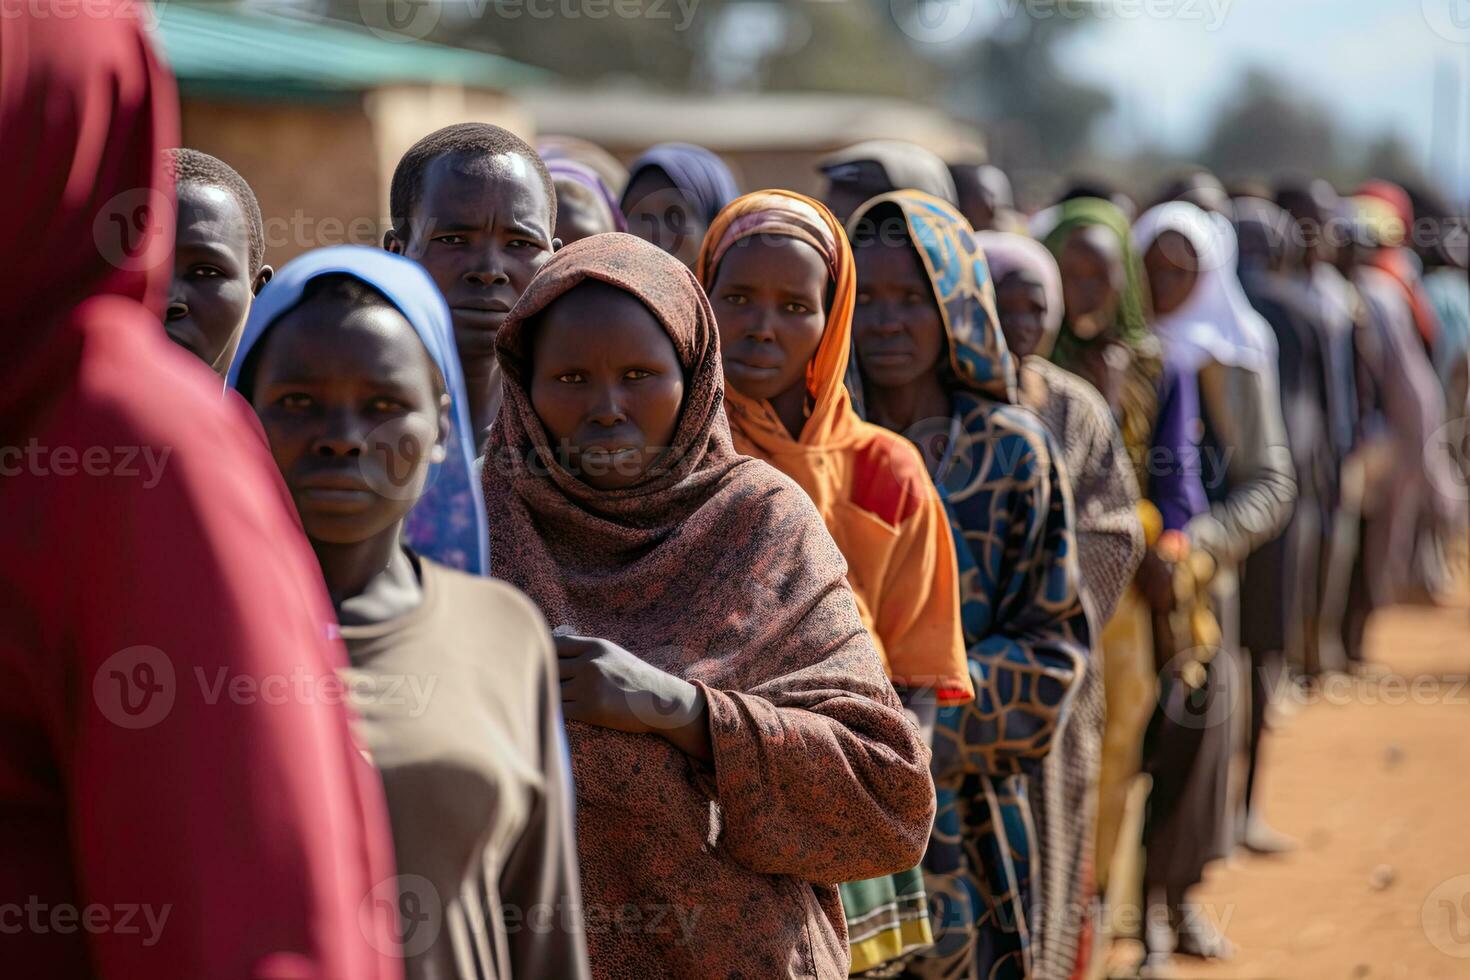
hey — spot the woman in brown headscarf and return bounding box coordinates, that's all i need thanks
[483,232,936,979]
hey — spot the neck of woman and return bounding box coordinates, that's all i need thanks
[312,522,421,626]
[768,381,809,440]
[864,373,951,437]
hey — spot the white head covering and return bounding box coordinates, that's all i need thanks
[975,230,1064,354]
[1028,204,1061,242]
[1132,201,1276,373]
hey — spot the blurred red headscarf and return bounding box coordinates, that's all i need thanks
[0,0,177,437]
[1358,179,1440,347]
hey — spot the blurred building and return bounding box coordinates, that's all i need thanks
[153,2,548,263]
[523,89,986,196]
[152,3,983,262]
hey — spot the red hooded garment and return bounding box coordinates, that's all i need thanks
[0,5,402,978]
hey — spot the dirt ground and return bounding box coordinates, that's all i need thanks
[1111,582,1470,979]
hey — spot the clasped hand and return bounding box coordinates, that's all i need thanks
[554,634,713,762]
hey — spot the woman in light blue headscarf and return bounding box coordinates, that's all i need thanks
[228,245,488,575]
[227,245,587,980]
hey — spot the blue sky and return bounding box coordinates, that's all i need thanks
[1054,0,1470,194]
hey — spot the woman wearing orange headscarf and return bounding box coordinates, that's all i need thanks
[697,190,967,974]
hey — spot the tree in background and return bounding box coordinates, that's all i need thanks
[1199,66,1433,195]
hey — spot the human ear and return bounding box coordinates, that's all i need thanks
[551,237,564,252]
[252,265,274,295]
[431,392,451,465]
[384,228,406,255]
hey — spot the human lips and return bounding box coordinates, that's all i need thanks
[296,469,378,509]
[450,305,511,329]
[862,346,914,365]
[725,356,783,378]
[724,343,788,379]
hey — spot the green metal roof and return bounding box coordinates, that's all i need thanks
[153,2,548,100]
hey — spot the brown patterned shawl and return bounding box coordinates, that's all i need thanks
[483,233,935,979]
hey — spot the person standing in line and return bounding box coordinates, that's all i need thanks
[0,6,402,977]
[848,191,1090,980]
[485,232,936,979]
[978,229,1146,979]
[698,189,972,975]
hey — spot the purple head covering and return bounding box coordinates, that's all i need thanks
[623,142,739,224]
[547,157,627,233]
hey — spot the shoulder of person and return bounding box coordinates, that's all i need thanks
[421,558,554,651]
[848,421,940,516]
[1027,356,1116,431]
[956,393,1058,479]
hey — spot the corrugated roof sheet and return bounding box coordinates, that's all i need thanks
[153,2,547,97]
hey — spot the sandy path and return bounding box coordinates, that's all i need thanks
[1136,586,1470,979]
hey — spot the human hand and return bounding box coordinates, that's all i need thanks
[555,634,712,760]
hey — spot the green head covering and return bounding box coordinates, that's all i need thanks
[1042,196,1151,368]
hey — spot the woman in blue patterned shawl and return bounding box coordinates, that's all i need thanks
[847,190,1090,980]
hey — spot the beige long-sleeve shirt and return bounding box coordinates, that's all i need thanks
[340,557,589,980]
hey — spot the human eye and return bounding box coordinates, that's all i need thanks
[433,234,468,246]
[784,302,811,315]
[555,371,584,384]
[278,393,313,411]
[723,294,747,306]
[368,396,408,414]
[624,368,654,381]
[190,266,224,279]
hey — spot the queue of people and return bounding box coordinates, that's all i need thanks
[5,4,1467,979]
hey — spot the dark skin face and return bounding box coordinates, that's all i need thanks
[1057,225,1124,340]
[821,181,883,227]
[1279,192,1338,269]
[166,183,272,370]
[529,282,686,491]
[853,239,945,390]
[622,168,705,269]
[1143,230,1200,317]
[386,151,558,367]
[248,297,450,619]
[553,178,616,245]
[952,165,1010,233]
[995,270,1050,358]
[852,236,953,455]
[711,235,829,439]
[1235,221,1282,275]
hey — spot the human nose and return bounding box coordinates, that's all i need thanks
[311,407,367,457]
[464,242,510,287]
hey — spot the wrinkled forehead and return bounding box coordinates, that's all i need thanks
[416,151,551,225]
